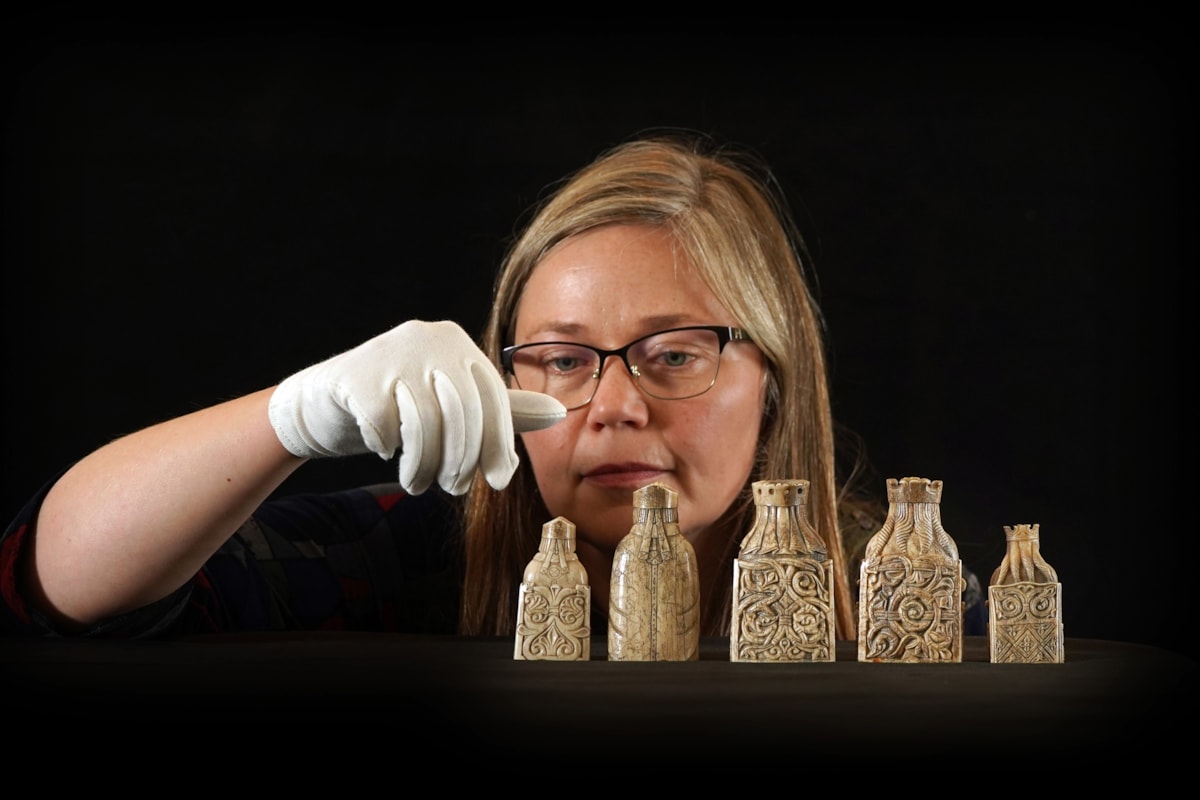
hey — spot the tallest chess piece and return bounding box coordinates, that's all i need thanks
[608,482,700,661]
[857,477,964,663]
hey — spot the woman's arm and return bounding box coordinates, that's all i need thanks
[21,319,564,633]
[26,387,305,630]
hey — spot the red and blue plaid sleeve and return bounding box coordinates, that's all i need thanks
[2,476,463,639]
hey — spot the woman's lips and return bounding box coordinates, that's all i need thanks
[581,463,665,490]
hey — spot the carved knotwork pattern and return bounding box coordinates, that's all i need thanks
[732,557,834,662]
[859,555,962,663]
[515,585,591,661]
[988,583,1064,664]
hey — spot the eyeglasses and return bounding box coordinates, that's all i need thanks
[501,325,753,411]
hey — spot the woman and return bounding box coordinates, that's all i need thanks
[1,132,898,641]
[466,135,864,638]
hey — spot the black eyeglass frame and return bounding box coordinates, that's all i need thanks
[500,325,753,410]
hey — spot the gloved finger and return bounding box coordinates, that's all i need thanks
[431,369,478,496]
[508,389,567,433]
[472,362,519,491]
[343,379,403,461]
[393,381,440,495]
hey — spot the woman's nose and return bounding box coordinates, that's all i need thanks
[586,356,649,424]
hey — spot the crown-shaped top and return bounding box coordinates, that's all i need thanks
[886,476,943,504]
[1003,523,1040,541]
[752,478,809,507]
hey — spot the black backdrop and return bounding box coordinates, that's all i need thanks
[3,29,1185,657]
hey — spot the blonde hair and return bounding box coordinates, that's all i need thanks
[460,132,858,639]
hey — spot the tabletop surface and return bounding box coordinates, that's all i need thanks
[5,634,1195,759]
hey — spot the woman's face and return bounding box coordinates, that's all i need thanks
[514,223,767,559]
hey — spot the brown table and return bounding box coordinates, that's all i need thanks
[4,634,1194,762]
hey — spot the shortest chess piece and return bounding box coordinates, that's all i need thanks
[514,516,591,661]
[988,523,1064,664]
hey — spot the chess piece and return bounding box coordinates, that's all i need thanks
[857,477,964,663]
[731,479,835,662]
[988,523,1064,664]
[608,482,700,661]
[514,516,591,661]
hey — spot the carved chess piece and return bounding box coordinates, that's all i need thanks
[608,482,699,661]
[857,477,964,663]
[514,516,591,661]
[731,479,835,662]
[988,523,1064,664]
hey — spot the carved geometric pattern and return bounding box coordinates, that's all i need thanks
[515,584,591,661]
[732,556,834,662]
[988,583,1064,664]
[858,555,962,663]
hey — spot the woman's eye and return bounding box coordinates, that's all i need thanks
[548,356,584,372]
[660,351,691,367]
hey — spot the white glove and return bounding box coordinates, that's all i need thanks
[267,319,566,495]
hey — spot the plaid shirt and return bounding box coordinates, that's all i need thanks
[1,474,463,638]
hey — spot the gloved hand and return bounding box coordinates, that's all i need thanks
[267,319,566,495]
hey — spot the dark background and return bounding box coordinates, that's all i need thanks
[3,28,1185,656]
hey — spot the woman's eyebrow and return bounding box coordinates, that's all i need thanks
[519,314,704,343]
[518,321,589,341]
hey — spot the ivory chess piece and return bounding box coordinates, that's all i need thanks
[608,482,700,661]
[514,516,591,661]
[988,523,1064,664]
[731,479,835,662]
[858,477,964,663]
